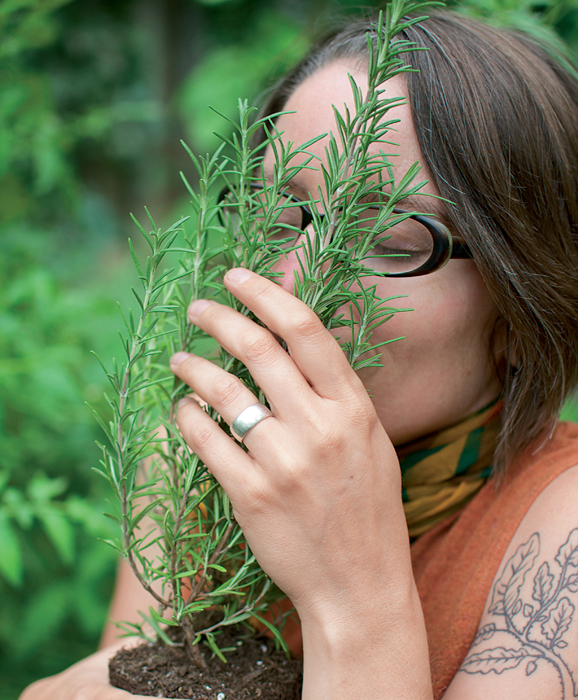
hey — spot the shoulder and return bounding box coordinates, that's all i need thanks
[444,462,578,699]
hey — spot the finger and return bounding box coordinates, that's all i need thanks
[171,352,278,430]
[182,304,317,415]
[172,355,284,456]
[171,354,285,458]
[175,395,261,495]
[19,644,153,700]
[219,268,362,399]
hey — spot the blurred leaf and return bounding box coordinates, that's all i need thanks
[37,507,75,564]
[65,495,117,537]
[17,581,71,654]
[2,487,34,528]
[0,511,22,585]
[27,473,68,502]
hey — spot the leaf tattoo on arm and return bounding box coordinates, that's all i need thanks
[460,528,578,698]
[556,530,578,569]
[542,597,575,649]
[488,534,539,616]
[533,562,554,606]
[463,646,533,674]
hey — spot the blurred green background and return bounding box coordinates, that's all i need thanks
[1,0,577,698]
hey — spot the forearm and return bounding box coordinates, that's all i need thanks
[300,567,433,699]
[100,558,160,649]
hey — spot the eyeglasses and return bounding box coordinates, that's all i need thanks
[218,185,472,277]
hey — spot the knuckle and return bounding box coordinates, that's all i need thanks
[284,309,322,340]
[315,425,348,453]
[248,279,274,303]
[298,411,352,454]
[349,401,376,427]
[176,404,215,449]
[281,461,308,488]
[242,331,279,365]
[187,422,214,450]
[211,375,245,408]
[240,478,272,513]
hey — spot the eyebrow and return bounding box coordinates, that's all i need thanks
[260,170,451,226]
[360,190,451,226]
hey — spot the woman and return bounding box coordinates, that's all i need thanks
[20,10,578,700]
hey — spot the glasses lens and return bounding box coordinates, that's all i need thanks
[220,188,303,249]
[353,208,435,274]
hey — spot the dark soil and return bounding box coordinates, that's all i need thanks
[109,623,303,699]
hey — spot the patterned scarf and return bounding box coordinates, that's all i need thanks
[397,400,503,538]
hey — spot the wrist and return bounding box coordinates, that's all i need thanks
[298,579,433,700]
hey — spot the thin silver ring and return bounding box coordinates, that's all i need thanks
[231,402,273,443]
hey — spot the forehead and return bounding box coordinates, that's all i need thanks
[263,59,436,199]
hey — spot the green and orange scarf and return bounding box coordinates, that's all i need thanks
[398,400,503,538]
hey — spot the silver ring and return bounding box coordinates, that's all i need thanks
[231,403,273,443]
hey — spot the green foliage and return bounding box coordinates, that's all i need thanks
[449,0,578,59]
[0,1,154,696]
[0,237,122,696]
[178,9,308,153]
[561,400,578,423]
[0,211,132,696]
[0,0,158,226]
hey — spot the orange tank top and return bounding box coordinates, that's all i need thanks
[269,422,578,696]
[411,421,578,697]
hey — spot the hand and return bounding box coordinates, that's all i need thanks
[170,268,412,625]
[18,641,159,700]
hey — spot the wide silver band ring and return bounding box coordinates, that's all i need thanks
[231,402,273,443]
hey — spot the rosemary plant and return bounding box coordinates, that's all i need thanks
[94,0,439,668]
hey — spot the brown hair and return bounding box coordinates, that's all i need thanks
[261,11,578,474]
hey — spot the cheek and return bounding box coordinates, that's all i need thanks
[364,270,500,443]
[372,268,499,397]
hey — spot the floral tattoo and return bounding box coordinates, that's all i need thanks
[460,528,578,698]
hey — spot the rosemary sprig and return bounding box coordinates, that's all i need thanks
[94,0,439,664]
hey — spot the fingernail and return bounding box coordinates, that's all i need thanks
[225,267,253,285]
[178,396,194,410]
[170,352,191,367]
[188,299,214,319]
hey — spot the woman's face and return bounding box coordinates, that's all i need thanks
[263,60,502,445]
